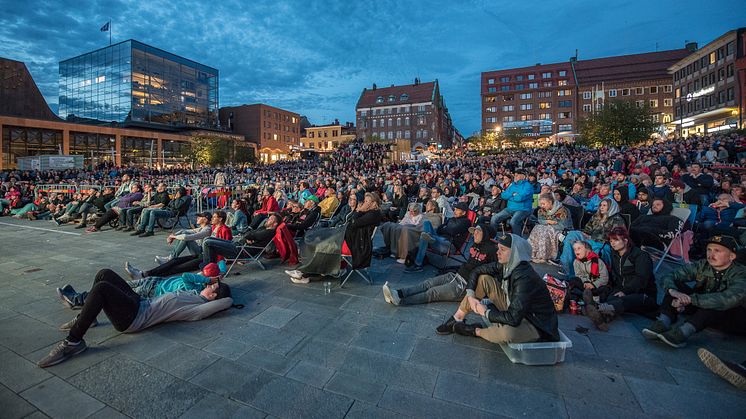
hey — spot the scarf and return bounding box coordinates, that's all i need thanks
[546,200,563,217]
[579,251,601,279]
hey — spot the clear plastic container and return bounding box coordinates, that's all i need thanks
[499,330,573,365]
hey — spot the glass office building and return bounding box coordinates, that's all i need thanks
[59,40,219,129]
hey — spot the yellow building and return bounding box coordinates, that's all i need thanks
[300,123,356,151]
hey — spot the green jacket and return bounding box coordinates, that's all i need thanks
[662,261,746,310]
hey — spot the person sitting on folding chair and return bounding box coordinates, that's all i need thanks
[629,198,684,249]
[129,183,175,237]
[286,196,321,238]
[404,202,471,273]
[642,235,746,349]
[202,213,279,264]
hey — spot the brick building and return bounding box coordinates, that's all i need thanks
[219,104,300,162]
[481,48,692,141]
[300,121,356,151]
[355,79,458,149]
[670,28,746,137]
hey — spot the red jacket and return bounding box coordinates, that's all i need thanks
[273,223,298,265]
[211,224,233,241]
[254,196,279,215]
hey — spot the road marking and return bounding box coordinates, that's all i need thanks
[0,222,82,236]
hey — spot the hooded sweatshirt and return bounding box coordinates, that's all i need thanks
[630,199,683,240]
[615,185,640,222]
[125,292,233,333]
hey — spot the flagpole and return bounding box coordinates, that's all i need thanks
[109,20,112,46]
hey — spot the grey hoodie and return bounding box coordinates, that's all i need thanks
[125,291,232,333]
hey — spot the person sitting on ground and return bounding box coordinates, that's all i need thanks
[248,187,278,230]
[86,184,143,232]
[404,202,471,273]
[613,185,640,222]
[582,227,657,331]
[490,171,533,236]
[435,234,559,344]
[76,187,115,228]
[118,183,154,231]
[52,191,86,225]
[38,268,232,367]
[58,262,223,308]
[318,187,340,219]
[642,235,746,348]
[286,196,321,238]
[555,198,624,276]
[527,193,572,263]
[629,198,684,249]
[567,240,609,308]
[131,186,187,237]
[129,183,172,236]
[382,223,497,306]
[202,213,279,264]
[697,348,746,391]
[225,198,249,235]
[154,211,213,264]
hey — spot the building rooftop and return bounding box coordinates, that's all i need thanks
[574,49,691,84]
[356,80,437,109]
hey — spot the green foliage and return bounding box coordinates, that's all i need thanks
[190,136,230,165]
[577,101,659,148]
[468,131,501,150]
[365,134,385,143]
[501,128,525,149]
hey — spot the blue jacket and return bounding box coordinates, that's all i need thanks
[500,180,533,212]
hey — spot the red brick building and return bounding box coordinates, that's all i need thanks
[355,79,458,149]
[219,104,300,162]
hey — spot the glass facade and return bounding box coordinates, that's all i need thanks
[69,132,116,164]
[2,126,63,168]
[59,40,218,129]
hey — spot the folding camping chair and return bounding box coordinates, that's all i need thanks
[641,207,691,273]
[339,226,378,288]
[426,229,473,271]
[225,240,271,275]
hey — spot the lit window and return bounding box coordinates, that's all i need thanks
[376,96,384,103]
[400,94,409,101]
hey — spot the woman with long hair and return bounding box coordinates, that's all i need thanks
[528,193,572,263]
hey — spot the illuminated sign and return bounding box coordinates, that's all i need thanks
[686,86,715,102]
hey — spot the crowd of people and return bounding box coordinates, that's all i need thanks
[3,134,746,390]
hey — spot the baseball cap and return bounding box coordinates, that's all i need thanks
[202,262,221,278]
[469,223,496,238]
[498,234,513,248]
[454,202,469,211]
[196,211,211,219]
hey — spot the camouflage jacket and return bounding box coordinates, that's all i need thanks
[662,260,746,310]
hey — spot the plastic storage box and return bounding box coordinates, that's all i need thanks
[499,330,573,365]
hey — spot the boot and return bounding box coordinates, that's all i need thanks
[583,289,608,332]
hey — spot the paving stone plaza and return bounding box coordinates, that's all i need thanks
[1,218,745,418]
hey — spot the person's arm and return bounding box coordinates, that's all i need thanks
[348,210,380,228]
[484,272,530,327]
[661,262,700,293]
[692,270,746,310]
[181,272,212,287]
[173,295,234,321]
[621,251,654,294]
[175,226,211,242]
[466,262,501,296]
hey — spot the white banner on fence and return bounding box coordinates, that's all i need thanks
[48,156,76,170]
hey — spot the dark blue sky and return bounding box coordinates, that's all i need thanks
[1,0,744,135]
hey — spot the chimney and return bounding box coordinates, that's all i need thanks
[685,41,698,52]
[414,78,419,85]
[535,63,541,66]
[334,118,339,125]
[569,56,577,62]
[372,83,377,90]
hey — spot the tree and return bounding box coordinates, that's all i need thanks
[190,135,230,166]
[467,131,501,151]
[577,101,659,148]
[501,127,525,149]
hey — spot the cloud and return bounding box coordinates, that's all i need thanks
[0,0,744,135]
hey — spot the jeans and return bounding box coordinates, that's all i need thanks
[202,237,238,264]
[68,269,140,342]
[123,206,144,227]
[559,231,610,276]
[171,239,201,258]
[145,255,201,277]
[0,199,10,212]
[94,209,119,229]
[398,272,466,305]
[659,293,746,334]
[10,203,38,216]
[605,293,658,315]
[138,208,174,232]
[490,208,530,237]
[104,198,120,211]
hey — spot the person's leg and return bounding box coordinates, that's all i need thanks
[400,273,454,297]
[559,231,584,275]
[185,240,202,256]
[413,235,431,267]
[608,293,658,316]
[249,213,267,230]
[146,209,172,232]
[94,209,117,229]
[104,198,119,211]
[136,208,152,231]
[202,238,238,264]
[118,208,129,225]
[490,209,513,234]
[68,269,140,341]
[0,199,9,212]
[399,273,463,305]
[127,207,144,228]
[170,239,188,258]
[473,275,541,343]
[509,210,530,236]
[144,256,200,277]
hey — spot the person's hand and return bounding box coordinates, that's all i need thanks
[582,232,591,239]
[547,220,557,225]
[467,296,480,313]
[475,303,487,316]
[583,282,595,290]
[613,291,625,297]
[668,289,691,305]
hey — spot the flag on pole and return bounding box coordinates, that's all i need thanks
[100,22,110,32]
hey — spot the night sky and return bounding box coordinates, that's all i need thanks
[1,0,743,135]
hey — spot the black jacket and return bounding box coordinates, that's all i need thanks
[468,261,560,342]
[609,246,656,298]
[242,226,276,248]
[345,209,382,268]
[437,215,471,249]
[288,206,321,236]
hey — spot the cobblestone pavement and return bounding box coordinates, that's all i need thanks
[1,217,745,418]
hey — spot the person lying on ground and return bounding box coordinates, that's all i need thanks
[39,268,232,367]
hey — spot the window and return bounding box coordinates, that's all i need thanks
[709,52,716,64]
[542,72,552,78]
[516,75,524,81]
[388,131,394,139]
[405,117,410,126]
[558,70,567,77]
[396,117,402,125]
[519,93,532,100]
[608,89,617,97]
[636,87,644,95]
[528,82,538,89]
[675,88,681,98]
[487,78,495,84]
[388,118,393,127]
[499,86,509,92]
[663,98,672,107]
[649,99,658,108]
[520,104,532,110]
[540,102,551,109]
[486,107,497,113]
[596,103,603,111]
[380,119,384,127]
[388,95,395,102]
[520,114,533,121]
[543,81,552,87]
[558,80,568,86]
[539,113,551,120]
[527,74,535,80]
[727,87,734,101]
[649,86,658,94]
[418,105,427,112]
[500,76,510,82]
[395,131,401,139]
[273,133,278,140]
[622,88,630,96]
[400,94,409,101]
[404,130,411,139]
[485,96,497,102]
[502,116,515,122]
[417,116,426,125]
[488,87,497,93]
[557,89,571,97]
[515,84,524,90]
[502,105,514,111]
[558,111,571,119]
[503,95,514,101]
[727,64,734,78]
[360,110,367,117]
[376,96,384,103]
[558,100,572,107]
[635,100,645,108]
[583,104,592,112]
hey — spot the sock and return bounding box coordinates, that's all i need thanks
[657,314,672,328]
[65,338,80,345]
[679,322,696,337]
[453,315,463,323]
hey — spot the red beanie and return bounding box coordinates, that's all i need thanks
[202,263,220,278]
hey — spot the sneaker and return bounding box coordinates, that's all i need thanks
[421,232,435,244]
[155,255,172,265]
[139,231,154,237]
[122,226,134,232]
[382,282,392,304]
[284,269,303,279]
[642,320,670,340]
[698,348,746,391]
[547,259,562,268]
[124,261,144,280]
[396,258,406,264]
[59,314,98,331]
[436,317,460,335]
[454,321,478,337]
[597,302,616,316]
[290,275,310,284]
[53,217,63,226]
[659,327,688,348]
[37,339,87,368]
[404,265,423,273]
[130,230,145,236]
[56,285,78,309]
